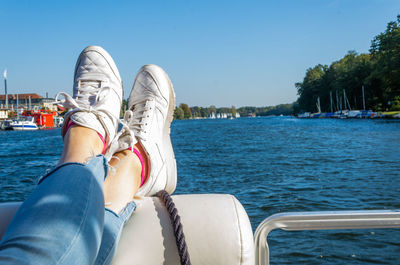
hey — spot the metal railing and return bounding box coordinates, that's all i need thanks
[254,210,400,265]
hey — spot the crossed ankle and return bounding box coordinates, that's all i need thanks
[65,121,107,154]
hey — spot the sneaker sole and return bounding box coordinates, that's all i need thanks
[141,64,177,195]
[162,68,177,194]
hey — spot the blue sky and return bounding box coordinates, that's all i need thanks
[0,0,399,107]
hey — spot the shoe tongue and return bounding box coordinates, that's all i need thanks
[77,80,106,105]
[75,72,107,92]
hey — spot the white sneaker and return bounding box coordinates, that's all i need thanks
[56,46,123,148]
[125,64,177,196]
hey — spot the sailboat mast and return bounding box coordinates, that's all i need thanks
[330,91,333,113]
[3,69,8,109]
[348,97,351,110]
[343,89,351,110]
[316,97,321,113]
[343,89,346,109]
[362,85,366,110]
[16,94,19,119]
[336,90,339,111]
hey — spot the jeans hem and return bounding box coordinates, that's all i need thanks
[105,201,136,224]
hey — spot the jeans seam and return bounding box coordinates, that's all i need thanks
[95,204,136,265]
[57,171,93,264]
[95,228,118,265]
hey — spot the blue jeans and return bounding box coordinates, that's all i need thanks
[0,155,136,265]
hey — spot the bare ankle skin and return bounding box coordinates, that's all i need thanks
[104,150,141,214]
[59,125,142,213]
[58,126,104,164]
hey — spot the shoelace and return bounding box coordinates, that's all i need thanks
[106,98,153,159]
[123,98,154,141]
[105,117,136,160]
[54,80,119,134]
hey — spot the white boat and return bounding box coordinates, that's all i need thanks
[9,116,38,131]
[1,120,13,130]
[332,109,348,119]
[297,112,310,118]
[347,110,362,118]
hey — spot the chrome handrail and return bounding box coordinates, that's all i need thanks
[254,210,400,265]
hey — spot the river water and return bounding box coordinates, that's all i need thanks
[0,117,399,264]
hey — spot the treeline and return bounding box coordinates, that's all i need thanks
[122,100,294,120]
[296,15,400,113]
[173,103,295,120]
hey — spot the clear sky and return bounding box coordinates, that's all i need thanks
[0,0,399,107]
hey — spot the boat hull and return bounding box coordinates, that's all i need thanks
[11,125,38,130]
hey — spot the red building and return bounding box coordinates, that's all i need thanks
[23,110,57,128]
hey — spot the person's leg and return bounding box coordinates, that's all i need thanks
[95,64,177,264]
[0,127,106,265]
[104,150,141,213]
[0,45,124,265]
[94,148,142,265]
[59,125,104,164]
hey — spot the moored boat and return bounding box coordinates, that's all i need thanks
[332,110,348,119]
[347,110,362,118]
[1,120,13,130]
[297,112,311,118]
[9,116,38,131]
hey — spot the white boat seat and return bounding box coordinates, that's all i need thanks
[0,194,255,265]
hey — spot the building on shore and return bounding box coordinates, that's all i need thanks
[0,110,8,119]
[0,93,63,129]
[0,93,58,112]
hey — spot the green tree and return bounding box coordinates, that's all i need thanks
[173,107,184,120]
[209,105,216,116]
[180,103,192,119]
[370,15,400,110]
[296,64,327,112]
[199,107,208,118]
[121,99,128,118]
[295,52,376,112]
[296,15,400,112]
[238,106,257,116]
[231,106,236,117]
[191,106,201,118]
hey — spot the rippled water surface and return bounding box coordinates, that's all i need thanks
[1,117,399,264]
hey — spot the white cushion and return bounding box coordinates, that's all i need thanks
[113,194,254,265]
[0,194,254,265]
